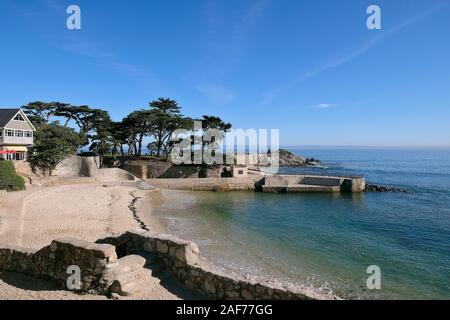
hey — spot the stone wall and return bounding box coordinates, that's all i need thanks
[98,231,316,300]
[0,238,117,294]
[0,232,324,299]
[124,160,225,179]
[145,177,263,192]
[53,156,100,177]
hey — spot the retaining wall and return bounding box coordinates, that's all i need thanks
[98,231,316,300]
[145,177,263,191]
[0,238,117,294]
[124,161,225,179]
[1,232,325,299]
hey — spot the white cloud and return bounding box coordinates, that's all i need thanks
[104,63,149,78]
[62,41,116,59]
[316,103,337,109]
[195,84,235,105]
[202,0,271,77]
[261,1,447,105]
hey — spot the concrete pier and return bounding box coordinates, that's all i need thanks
[262,175,365,193]
[144,174,365,193]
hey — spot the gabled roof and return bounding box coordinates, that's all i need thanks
[0,108,20,127]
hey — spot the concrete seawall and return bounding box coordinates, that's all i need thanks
[263,175,365,193]
[145,177,263,191]
[145,175,365,193]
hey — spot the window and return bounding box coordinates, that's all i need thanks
[14,113,25,121]
[25,131,33,138]
[6,129,14,137]
[0,130,2,137]
[15,130,24,137]
[238,170,244,175]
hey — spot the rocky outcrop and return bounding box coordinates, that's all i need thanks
[365,184,408,193]
[278,149,322,168]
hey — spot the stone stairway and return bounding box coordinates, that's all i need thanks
[106,251,205,300]
[138,252,172,282]
[106,254,149,296]
[106,252,174,298]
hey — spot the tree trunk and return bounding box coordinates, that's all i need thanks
[138,135,144,156]
[156,129,163,157]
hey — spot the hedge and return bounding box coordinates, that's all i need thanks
[0,160,25,191]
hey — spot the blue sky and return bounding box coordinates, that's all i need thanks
[0,0,449,147]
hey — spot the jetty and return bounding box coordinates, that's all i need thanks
[262,174,365,193]
[145,174,365,193]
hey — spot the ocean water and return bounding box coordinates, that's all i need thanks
[152,148,450,299]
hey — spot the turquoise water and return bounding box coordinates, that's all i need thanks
[153,148,450,299]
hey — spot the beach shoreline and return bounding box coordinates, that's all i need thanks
[1,172,348,301]
[0,182,191,300]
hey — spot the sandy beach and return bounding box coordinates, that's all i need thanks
[0,182,189,300]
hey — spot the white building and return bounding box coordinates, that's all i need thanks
[0,108,35,161]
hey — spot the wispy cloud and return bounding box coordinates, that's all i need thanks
[195,84,235,105]
[101,62,150,78]
[56,40,152,81]
[316,103,337,109]
[204,0,270,75]
[196,0,271,103]
[35,0,153,83]
[262,1,447,105]
[61,41,116,59]
[42,0,64,11]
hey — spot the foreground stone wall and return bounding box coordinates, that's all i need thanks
[1,232,325,299]
[0,238,117,294]
[98,231,316,300]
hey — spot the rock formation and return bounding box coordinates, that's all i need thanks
[365,184,408,193]
[278,149,322,168]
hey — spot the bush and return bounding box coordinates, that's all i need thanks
[0,160,26,191]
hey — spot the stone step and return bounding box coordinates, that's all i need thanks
[108,254,146,274]
[107,254,150,297]
[114,268,150,285]
[109,268,153,297]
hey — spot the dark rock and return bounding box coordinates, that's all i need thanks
[278,149,322,168]
[365,184,407,193]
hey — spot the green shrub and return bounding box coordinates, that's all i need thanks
[0,160,26,191]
